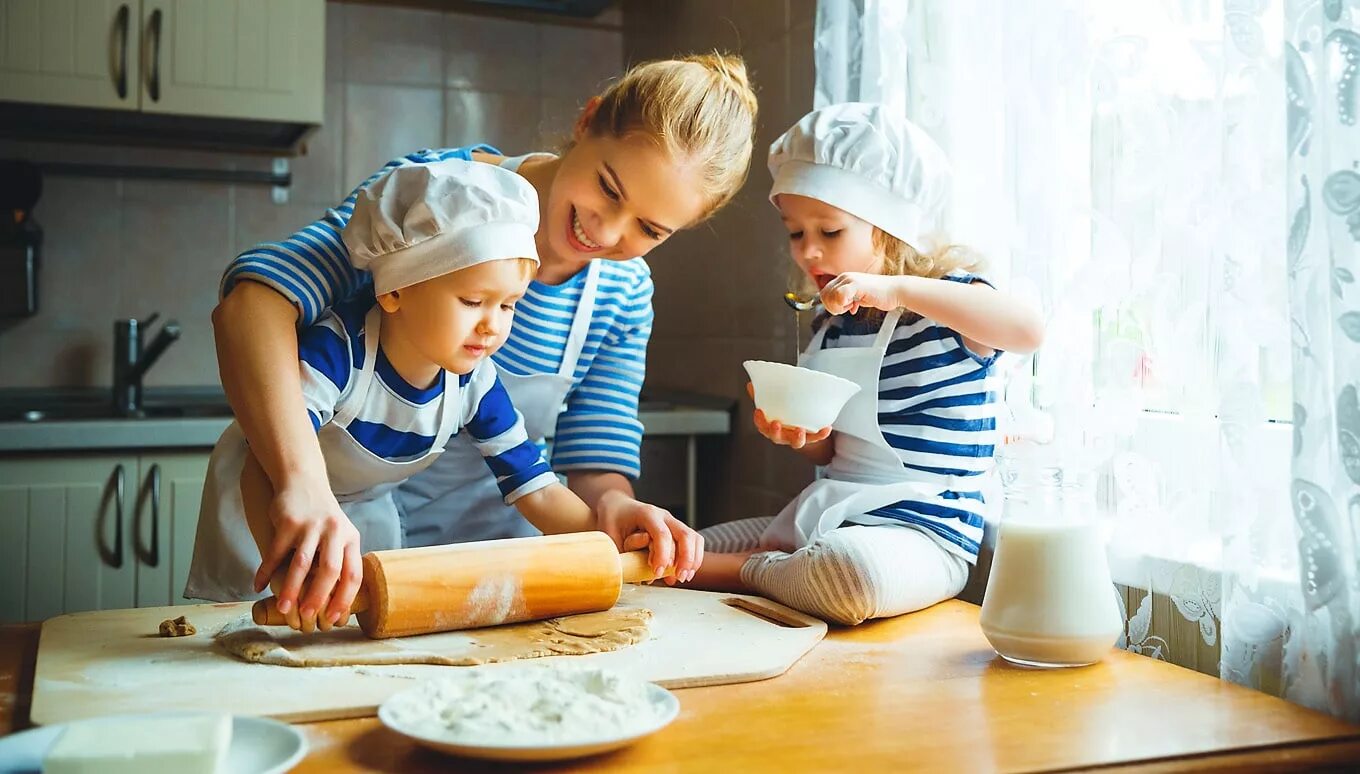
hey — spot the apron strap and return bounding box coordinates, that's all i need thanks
[798,314,834,367]
[874,309,904,350]
[332,306,382,426]
[797,308,903,366]
[497,152,555,173]
[429,369,461,453]
[557,259,600,379]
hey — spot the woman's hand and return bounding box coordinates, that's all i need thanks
[252,476,363,632]
[747,382,831,449]
[595,490,704,583]
[819,272,900,315]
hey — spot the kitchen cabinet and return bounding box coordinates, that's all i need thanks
[131,452,209,609]
[0,0,323,123]
[0,0,140,110]
[0,451,209,624]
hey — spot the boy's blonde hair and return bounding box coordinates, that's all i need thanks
[584,53,758,223]
[871,228,983,280]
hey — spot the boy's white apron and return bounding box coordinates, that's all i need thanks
[185,307,459,601]
[397,259,600,546]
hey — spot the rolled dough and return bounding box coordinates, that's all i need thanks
[214,607,651,668]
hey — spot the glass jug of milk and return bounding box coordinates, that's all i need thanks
[979,447,1123,668]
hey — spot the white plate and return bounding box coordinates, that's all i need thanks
[378,677,680,763]
[0,713,307,774]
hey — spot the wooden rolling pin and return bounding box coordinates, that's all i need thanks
[250,532,669,639]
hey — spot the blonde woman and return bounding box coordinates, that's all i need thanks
[200,55,758,630]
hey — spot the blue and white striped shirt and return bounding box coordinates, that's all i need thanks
[223,146,652,479]
[817,273,1001,560]
[299,297,557,503]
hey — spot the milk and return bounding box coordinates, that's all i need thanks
[979,431,1123,668]
[980,516,1124,667]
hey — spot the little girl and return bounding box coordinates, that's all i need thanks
[693,103,1044,625]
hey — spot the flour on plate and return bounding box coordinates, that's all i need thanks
[384,666,660,742]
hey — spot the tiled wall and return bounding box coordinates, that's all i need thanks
[0,0,621,389]
[1,0,813,527]
[622,1,818,525]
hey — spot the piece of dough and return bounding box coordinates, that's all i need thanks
[158,616,196,637]
[215,607,651,668]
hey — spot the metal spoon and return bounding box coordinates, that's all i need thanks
[783,290,820,312]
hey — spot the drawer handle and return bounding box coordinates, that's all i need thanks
[113,4,129,99]
[147,8,162,102]
[137,464,162,567]
[100,464,126,569]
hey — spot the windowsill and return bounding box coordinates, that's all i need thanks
[1100,411,1298,602]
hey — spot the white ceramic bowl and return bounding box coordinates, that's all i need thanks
[743,360,860,430]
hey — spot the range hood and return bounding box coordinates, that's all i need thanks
[0,102,317,156]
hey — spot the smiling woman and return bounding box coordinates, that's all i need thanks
[197,53,758,631]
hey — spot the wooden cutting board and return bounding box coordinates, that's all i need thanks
[30,585,826,725]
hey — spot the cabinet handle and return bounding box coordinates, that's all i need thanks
[113,4,129,99]
[100,464,126,569]
[137,464,162,568]
[147,8,162,102]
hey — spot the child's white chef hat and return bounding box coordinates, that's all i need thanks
[344,158,539,295]
[768,102,951,252]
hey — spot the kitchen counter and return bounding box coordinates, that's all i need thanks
[3,600,1357,772]
[0,387,731,453]
[0,387,731,527]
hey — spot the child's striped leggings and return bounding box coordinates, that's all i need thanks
[700,517,969,626]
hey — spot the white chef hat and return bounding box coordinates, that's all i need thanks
[768,102,951,252]
[344,158,539,295]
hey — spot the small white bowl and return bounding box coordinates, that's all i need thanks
[743,360,860,430]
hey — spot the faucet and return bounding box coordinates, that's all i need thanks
[112,313,181,417]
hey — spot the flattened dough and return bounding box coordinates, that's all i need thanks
[215,607,651,668]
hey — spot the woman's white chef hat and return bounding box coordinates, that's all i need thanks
[768,102,951,252]
[344,158,539,295]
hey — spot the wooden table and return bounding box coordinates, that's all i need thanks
[4,601,1359,772]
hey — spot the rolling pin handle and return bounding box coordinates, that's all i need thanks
[618,549,676,584]
[251,591,370,626]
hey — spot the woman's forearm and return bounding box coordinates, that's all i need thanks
[212,281,327,487]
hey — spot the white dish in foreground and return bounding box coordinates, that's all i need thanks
[0,714,306,774]
[378,672,680,763]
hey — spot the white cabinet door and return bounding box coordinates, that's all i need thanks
[0,0,141,110]
[140,0,322,123]
[132,452,209,608]
[0,455,138,624]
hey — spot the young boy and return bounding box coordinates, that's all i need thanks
[186,160,616,629]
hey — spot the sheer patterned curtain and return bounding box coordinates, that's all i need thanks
[816,0,1360,718]
[813,0,909,112]
[1285,0,1360,722]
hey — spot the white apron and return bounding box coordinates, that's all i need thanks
[184,307,460,602]
[396,259,601,546]
[760,309,975,552]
